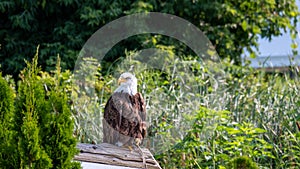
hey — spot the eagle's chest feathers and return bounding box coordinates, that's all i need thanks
[112,92,139,120]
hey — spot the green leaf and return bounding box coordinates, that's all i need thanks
[291,43,298,49]
[241,20,248,31]
[249,52,256,58]
[252,25,261,34]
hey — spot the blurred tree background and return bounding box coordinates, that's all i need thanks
[0,0,298,78]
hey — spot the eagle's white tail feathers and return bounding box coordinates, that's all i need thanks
[115,141,123,147]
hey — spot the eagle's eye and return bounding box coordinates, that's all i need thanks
[125,77,130,80]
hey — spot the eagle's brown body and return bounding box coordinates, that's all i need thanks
[103,91,146,146]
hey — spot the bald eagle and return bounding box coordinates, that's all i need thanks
[103,72,147,148]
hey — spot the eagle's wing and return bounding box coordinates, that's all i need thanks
[103,92,135,146]
[135,92,146,121]
[103,95,118,144]
[133,92,147,142]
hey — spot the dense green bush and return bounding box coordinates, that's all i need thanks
[227,156,258,169]
[0,0,298,78]
[0,72,18,167]
[155,107,271,168]
[15,48,53,168]
[0,49,80,168]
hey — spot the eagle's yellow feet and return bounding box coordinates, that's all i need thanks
[135,138,142,146]
[126,145,133,152]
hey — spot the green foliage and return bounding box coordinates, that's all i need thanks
[227,156,258,169]
[221,63,300,168]
[0,72,14,131]
[69,49,300,168]
[138,0,299,62]
[0,45,299,168]
[0,0,298,77]
[0,48,81,168]
[155,107,272,168]
[279,131,300,168]
[37,57,81,169]
[0,0,131,78]
[71,57,113,143]
[0,73,18,167]
[15,48,52,168]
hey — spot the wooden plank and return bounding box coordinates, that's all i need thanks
[81,161,138,169]
[74,143,161,169]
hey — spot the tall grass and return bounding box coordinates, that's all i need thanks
[221,63,300,168]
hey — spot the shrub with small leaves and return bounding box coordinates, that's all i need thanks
[0,72,18,168]
[156,107,273,168]
[227,156,259,169]
[14,47,81,168]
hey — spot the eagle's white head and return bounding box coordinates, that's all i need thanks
[114,72,137,95]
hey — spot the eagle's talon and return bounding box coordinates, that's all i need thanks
[127,145,133,152]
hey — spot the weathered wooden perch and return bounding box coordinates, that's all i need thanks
[74,143,162,169]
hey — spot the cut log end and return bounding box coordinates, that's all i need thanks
[74,143,162,169]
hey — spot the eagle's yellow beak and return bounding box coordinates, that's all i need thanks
[118,77,127,85]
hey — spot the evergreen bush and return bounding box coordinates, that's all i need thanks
[0,47,81,168]
[0,72,18,167]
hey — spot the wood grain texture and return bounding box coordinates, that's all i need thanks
[74,143,161,169]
